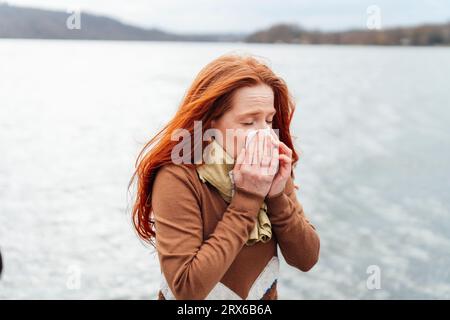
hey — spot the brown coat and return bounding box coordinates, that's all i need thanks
[152,164,320,300]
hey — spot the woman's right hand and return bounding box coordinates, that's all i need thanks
[232,131,279,198]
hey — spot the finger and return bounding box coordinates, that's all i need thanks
[278,141,293,157]
[279,154,292,164]
[261,133,267,157]
[256,131,264,166]
[270,136,279,150]
[272,139,279,159]
[278,154,292,175]
[268,142,279,175]
[245,134,257,165]
[261,134,272,167]
[269,128,280,145]
[251,132,261,166]
[234,147,245,170]
[264,133,273,157]
[268,150,279,176]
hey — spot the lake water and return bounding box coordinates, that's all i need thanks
[0,40,449,299]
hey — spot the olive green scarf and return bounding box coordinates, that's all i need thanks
[196,139,272,246]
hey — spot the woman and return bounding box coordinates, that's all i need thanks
[129,54,320,300]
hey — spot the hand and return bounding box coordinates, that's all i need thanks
[233,131,278,199]
[267,129,293,198]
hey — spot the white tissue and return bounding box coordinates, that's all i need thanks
[244,128,279,172]
[245,128,272,148]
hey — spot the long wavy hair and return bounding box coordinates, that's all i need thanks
[129,54,299,246]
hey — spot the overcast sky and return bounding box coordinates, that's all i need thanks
[3,0,450,33]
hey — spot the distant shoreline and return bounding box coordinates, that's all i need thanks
[2,38,450,49]
[1,4,449,46]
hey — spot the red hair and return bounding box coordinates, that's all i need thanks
[129,54,299,246]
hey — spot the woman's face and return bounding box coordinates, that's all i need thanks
[211,83,276,159]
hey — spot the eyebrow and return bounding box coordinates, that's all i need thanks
[238,109,276,117]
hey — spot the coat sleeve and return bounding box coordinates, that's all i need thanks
[152,164,265,300]
[265,176,320,271]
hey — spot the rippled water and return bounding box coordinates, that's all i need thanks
[0,40,449,299]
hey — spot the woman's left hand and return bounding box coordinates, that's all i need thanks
[267,130,293,198]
